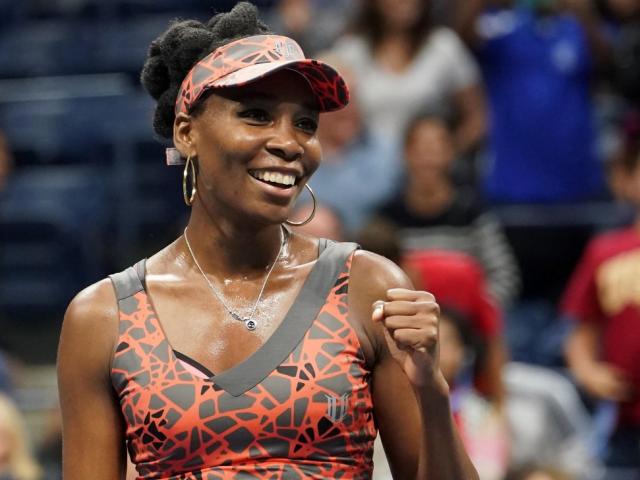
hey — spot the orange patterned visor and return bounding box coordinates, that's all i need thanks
[174,34,350,116]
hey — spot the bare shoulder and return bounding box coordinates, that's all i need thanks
[350,249,413,300]
[58,278,119,378]
[348,250,414,362]
[64,278,118,333]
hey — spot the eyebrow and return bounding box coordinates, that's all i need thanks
[235,91,318,113]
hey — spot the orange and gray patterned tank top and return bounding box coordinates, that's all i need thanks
[109,240,377,479]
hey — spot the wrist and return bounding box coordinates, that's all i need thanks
[414,370,451,400]
[573,359,600,386]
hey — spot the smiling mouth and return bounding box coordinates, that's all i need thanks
[249,170,298,189]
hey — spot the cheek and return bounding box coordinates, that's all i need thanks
[305,139,323,175]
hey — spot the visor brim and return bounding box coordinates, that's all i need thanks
[210,59,350,112]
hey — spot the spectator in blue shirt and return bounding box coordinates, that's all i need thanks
[456,0,610,203]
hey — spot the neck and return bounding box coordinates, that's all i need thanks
[405,178,453,215]
[183,207,286,278]
[375,34,413,70]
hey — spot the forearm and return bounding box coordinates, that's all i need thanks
[454,87,487,154]
[482,337,508,407]
[414,374,479,480]
[565,323,600,384]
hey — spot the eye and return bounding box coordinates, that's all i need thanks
[239,108,270,124]
[296,116,318,134]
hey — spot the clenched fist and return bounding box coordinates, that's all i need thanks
[372,288,442,387]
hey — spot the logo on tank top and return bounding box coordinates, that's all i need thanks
[326,393,350,423]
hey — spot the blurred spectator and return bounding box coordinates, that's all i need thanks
[503,362,602,477]
[0,394,42,480]
[404,250,508,404]
[372,110,520,307]
[598,0,640,104]
[290,204,345,241]
[562,131,640,475]
[264,0,354,54]
[439,307,510,480]
[456,0,608,203]
[331,0,487,154]
[304,61,400,237]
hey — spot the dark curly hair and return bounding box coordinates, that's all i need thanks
[140,2,271,139]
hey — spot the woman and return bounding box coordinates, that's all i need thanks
[374,110,520,308]
[331,0,486,153]
[57,3,478,479]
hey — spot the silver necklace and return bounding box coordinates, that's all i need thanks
[183,226,286,331]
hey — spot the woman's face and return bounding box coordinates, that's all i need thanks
[375,0,425,31]
[181,69,322,226]
[404,119,455,182]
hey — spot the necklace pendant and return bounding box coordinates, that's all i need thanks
[244,319,257,331]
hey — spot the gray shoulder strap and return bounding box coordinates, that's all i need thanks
[323,240,359,266]
[108,259,147,300]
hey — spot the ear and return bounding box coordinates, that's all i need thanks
[173,112,197,157]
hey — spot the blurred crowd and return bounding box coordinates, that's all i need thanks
[0,0,639,479]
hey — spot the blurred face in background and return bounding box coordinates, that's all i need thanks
[623,158,640,207]
[374,0,426,31]
[317,101,362,153]
[317,65,361,153]
[404,118,455,185]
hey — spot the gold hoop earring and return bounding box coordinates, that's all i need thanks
[182,155,197,206]
[286,184,316,227]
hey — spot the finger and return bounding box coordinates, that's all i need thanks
[372,301,385,323]
[387,288,435,302]
[380,301,419,317]
[383,300,440,318]
[383,314,438,331]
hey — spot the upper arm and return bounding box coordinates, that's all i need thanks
[57,279,127,479]
[348,250,424,479]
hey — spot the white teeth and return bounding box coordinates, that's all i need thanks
[251,170,296,186]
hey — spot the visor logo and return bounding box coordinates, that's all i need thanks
[325,393,350,423]
[274,40,298,60]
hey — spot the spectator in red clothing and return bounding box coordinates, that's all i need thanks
[403,249,507,405]
[562,132,640,474]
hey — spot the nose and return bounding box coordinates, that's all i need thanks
[265,119,304,162]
